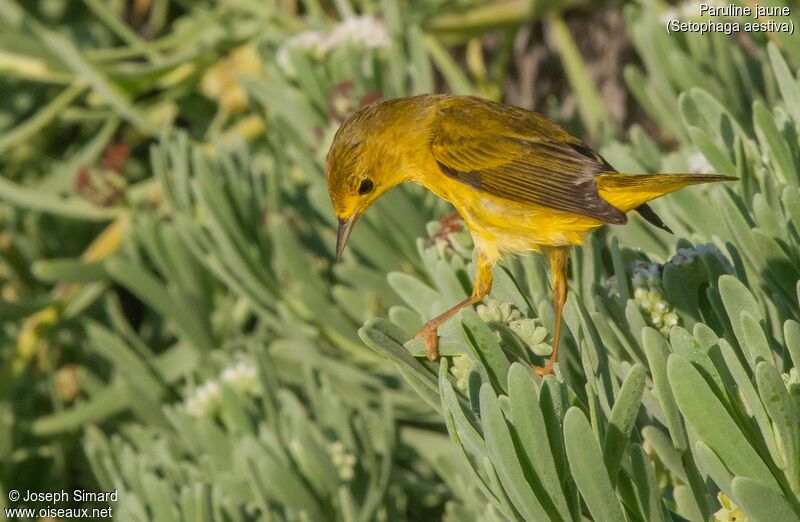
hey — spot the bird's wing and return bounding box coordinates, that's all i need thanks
[430,99,627,224]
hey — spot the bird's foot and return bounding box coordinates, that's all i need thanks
[415,325,440,361]
[531,361,556,377]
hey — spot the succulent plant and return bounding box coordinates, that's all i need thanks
[1,0,799,520]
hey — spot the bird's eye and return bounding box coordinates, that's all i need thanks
[358,179,374,195]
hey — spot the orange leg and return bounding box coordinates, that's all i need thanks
[416,251,494,361]
[533,247,569,376]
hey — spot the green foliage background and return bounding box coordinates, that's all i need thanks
[1,0,799,520]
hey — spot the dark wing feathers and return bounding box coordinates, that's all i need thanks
[430,99,627,224]
[635,203,673,233]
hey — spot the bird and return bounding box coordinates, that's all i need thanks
[325,94,735,375]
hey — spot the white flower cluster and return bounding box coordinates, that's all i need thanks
[629,260,680,334]
[220,359,260,396]
[184,359,261,417]
[508,318,553,357]
[277,16,390,72]
[326,16,391,51]
[184,380,222,418]
[621,244,732,334]
[476,298,521,323]
[450,355,473,390]
[326,441,357,481]
[476,298,553,356]
[284,31,327,54]
[783,367,799,387]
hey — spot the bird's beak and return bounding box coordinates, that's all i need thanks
[336,214,358,261]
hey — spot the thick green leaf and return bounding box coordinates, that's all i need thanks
[32,383,130,435]
[105,257,214,353]
[423,35,478,96]
[479,384,549,521]
[388,272,443,318]
[440,365,485,460]
[668,355,777,488]
[603,364,646,484]
[507,364,570,522]
[688,126,736,176]
[238,436,324,521]
[0,177,119,221]
[785,320,800,370]
[753,100,796,184]
[768,42,800,124]
[719,275,762,364]
[630,443,665,522]
[408,24,433,94]
[32,258,107,283]
[492,265,533,315]
[732,476,799,522]
[461,310,511,394]
[610,237,630,307]
[755,361,799,492]
[33,23,158,134]
[741,312,775,367]
[694,441,733,498]
[563,407,624,522]
[642,426,687,484]
[716,338,782,467]
[358,319,441,413]
[670,326,725,398]
[0,82,83,154]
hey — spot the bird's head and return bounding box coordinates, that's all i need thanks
[325,99,413,259]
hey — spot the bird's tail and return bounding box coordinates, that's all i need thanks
[596,173,737,214]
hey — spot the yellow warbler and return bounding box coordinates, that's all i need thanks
[325,94,734,375]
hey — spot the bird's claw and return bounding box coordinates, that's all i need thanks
[416,327,440,361]
[531,362,556,376]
